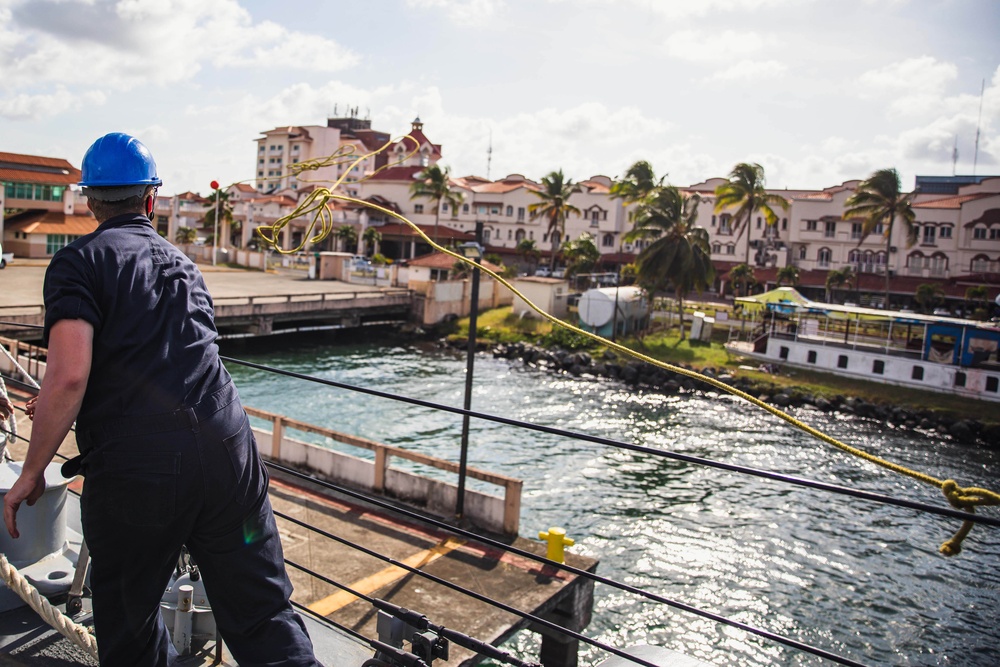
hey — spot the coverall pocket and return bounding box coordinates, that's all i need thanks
[223,417,260,506]
[92,451,180,528]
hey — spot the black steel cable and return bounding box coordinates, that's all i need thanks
[282,555,672,667]
[270,467,867,667]
[226,356,1000,528]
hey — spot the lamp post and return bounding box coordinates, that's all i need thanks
[456,222,483,518]
[210,180,220,266]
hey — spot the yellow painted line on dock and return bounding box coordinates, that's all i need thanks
[307,537,466,617]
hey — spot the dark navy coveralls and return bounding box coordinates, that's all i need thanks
[43,214,320,666]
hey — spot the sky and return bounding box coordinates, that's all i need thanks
[1,0,998,197]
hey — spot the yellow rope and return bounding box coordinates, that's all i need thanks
[247,143,1000,556]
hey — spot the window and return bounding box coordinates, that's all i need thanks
[258,159,264,165]
[939,226,953,239]
[711,215,716,227]
[477,205,486,215]
[756,216,762,229]
[923,226,936,244]
[491,207,500,215]
[912,366,924,381]
[779,346,789,360]
[973,227,987,240]
[798,245,807,260]
[46,234,79,255]
[259,145,265,152]
[590,210,600,227]
[720,214,732,234]
[602,233,614,248]
[414,204,424,214]
[506,205,513,217]
[781,218,788,231]
[849,249,862,264]
[873,360,885,375]
[517,207,525,221]
[463,203,470,213]
[824,221,836,238]
[971,255,990,272]
[712,243,721,254]
[851,222,863,240]
[726,244,736,255]
[441,203,448,213]
[991,228,1000,240]
[508,230,512,240]
[292,145,299,152]
[515,229,526,242]
[818,248,832,267]
[807,351,817,364]
[837,355,848,369]
[987,376,998,393]
[955,372,966,388]
[806,220,818,232]
[483,229,491,243]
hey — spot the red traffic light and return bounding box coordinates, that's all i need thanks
[210,180,219,190]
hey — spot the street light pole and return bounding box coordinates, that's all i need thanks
[210,180,220,267]
[456,221,483,518]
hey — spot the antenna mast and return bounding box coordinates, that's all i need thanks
[952,135,959,176]
[486,128,493,181]
[973,78,985,176]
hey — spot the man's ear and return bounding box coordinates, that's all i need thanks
[86,199,95,214]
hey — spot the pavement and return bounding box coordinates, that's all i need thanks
[0,261,379,309]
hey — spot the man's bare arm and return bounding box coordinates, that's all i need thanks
[3,319,93,538]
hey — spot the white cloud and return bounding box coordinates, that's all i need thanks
[663,29,765,63]
[0,0,359,94]
[857,56,958,108]
[405,0,505,26]
[0,88,106,120]
[548,0,805,19]
[708,60,787,83]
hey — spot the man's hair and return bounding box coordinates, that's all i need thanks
[88,186,155,222]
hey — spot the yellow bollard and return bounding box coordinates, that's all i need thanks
[538,526,574,563]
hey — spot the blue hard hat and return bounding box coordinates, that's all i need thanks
[79,132,163,188]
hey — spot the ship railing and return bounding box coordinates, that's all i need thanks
[3,321,1000,667]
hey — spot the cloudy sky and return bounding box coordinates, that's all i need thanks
[1,0,997,196]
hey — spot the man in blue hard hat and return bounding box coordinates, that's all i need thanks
[3,133,321,666]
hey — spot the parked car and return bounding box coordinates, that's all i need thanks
[534,267,552,277]
[0,244,12,268]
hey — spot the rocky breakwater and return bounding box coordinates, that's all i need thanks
[487,341,1000,450]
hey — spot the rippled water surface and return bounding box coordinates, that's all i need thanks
[223,336,1000,667]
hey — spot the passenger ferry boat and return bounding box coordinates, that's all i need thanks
[727,287,1000,402]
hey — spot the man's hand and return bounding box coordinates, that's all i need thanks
[3,469,46,539]
[24,396,37,421]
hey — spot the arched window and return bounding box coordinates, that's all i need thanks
[971,254,991,272]
[929,253,948,275]
[726,243,736,256]
[602,233,615,248]
[506,205,513,217]
[712,243,721,254]
[848,249,862,264]
[818,247,832,267]
[515,229,526,243]
[907,251,925,268]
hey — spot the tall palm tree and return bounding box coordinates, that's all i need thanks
[610,160,664,211]
[560,232,600,283]
[843,168,916,306]
[625,187,714,339]
[410,164,463,245]
[714,162,789,278]
[335,224,357,253]
[362,226,382,257]
[204,189,234,245]
[825,266,856,304]
[914,283,945,313]
[776,265,800,288]
[515,237,541,275]
[529,170,582,272]
[727,263,756,299]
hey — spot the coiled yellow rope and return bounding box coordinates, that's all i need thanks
[250,142,1000,556]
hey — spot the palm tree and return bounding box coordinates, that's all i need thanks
[914,283,945,313]
[825,266,856,304]
[965,285,988,319]
[515,238,541,275]
[714,162,789,277]
[610,160,664,210]
[204,189,234,246]
[625,187,714,339]
[529,170,582,272]
[843,168,917,306]
[728,263,756,299]
[410,164,463,245]
[175,226,197,245]
[335,224,357,253]
[776,265,800,287]
[362,226,382,257]
[560,232,600,285]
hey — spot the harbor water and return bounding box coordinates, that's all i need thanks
[223,335,1000,667]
